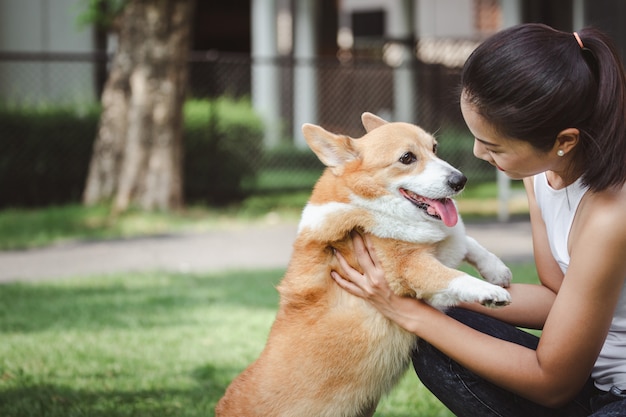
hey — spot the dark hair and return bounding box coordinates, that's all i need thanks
[461,23,626,192]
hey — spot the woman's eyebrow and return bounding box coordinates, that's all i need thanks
[475,137,501,148]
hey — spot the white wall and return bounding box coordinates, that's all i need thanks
[341,0,476,39]
[418,0,474,38]
[0,0,96,105]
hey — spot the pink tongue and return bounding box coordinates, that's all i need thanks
[426,197,458,227]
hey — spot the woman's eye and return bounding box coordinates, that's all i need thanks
[399,152,417,165]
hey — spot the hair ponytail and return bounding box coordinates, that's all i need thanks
[462,23,626,192]
[575,27,626,191]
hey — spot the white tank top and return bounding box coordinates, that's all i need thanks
[534,172,626,391]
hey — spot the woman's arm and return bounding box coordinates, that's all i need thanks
[460,283,555,329]
[332,189,626,407]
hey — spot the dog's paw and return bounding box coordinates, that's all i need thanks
[476,255,512,288]
[482,262,512,288]
[428,275,511,309]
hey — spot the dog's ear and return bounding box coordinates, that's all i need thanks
[361,112,388,133]
[302,123,357,174]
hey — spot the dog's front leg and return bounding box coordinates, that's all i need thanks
[464,236,512,287]
[427,271,512,308]
[386,248,511,309]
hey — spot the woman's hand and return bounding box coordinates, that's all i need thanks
[331,231,428,331]
[331,231,390,299]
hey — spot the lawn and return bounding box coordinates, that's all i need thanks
[0,181,530,415]
[0,181,527,250]
[0,263,539,417]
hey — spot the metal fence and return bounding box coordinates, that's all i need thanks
[188,50,477,141]
[0,48,498,207]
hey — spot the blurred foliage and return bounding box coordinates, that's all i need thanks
[0,96,511,211]
[184,98,264,205]
[75,0,127,29]
[0,104,101,208]
[0,97,265,209]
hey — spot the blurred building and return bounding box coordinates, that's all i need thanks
[1,0,626,145]
[189,0,626,145]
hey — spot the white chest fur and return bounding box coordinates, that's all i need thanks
[298,198,468,267]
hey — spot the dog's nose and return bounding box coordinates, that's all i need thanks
[447,172,467,192]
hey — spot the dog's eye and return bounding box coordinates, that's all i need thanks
[399,152,417,165]
[433,143,438,154]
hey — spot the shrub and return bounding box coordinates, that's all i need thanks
[0,104,100,208]
[0,98,265,208]
[436,127,497,183]
[183,98,264,205]
[252,145,324,193]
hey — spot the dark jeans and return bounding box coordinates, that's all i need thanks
[412,308,626,416]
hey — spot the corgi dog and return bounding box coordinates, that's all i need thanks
[215,113,512,417]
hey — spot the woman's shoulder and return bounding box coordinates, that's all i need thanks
[585,183,626,212]
[567,185,626,295]
[575,184,626,241]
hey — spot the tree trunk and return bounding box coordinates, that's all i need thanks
[83,0,195,212]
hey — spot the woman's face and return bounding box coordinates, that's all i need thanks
[460,95,556,180]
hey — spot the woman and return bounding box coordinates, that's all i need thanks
[332,23,626,416]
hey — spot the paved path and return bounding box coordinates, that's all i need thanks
[0,220,533,283]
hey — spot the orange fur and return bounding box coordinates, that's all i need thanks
[215,113,511,417]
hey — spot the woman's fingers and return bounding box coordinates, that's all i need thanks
[331,270,364,296]
[331,250,367,296]
[350,231,366,261]
[334,249,369,288]
[334,249,359,280]
[353,232,386,289]
[351,231,377,270]
[361,233,382,268]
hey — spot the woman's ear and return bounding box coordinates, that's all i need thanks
[554,128,580,156]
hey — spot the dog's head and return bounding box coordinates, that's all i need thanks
[302,113,466,228]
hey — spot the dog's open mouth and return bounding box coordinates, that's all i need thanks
[400,188,459,227]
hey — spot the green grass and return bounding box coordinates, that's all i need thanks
[0,200,306,251]
[0,181,528,250]
[0,264,539,417]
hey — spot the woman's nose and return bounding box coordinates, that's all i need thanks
[473,139,489,161]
